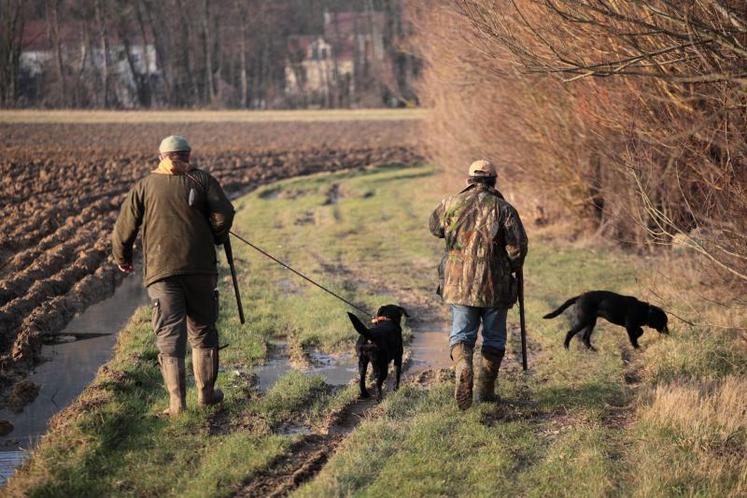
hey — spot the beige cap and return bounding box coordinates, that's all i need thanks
[468,159,496,177]
[159,135,191,153]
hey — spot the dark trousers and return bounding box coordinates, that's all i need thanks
[147,274,219,357]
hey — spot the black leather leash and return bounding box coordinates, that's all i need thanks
[229,230,372,317]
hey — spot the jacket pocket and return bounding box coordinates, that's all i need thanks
[436,254,446,297]
[151,299,163,333]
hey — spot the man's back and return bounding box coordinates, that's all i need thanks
[112,168,234,286]
[430,183,527,307]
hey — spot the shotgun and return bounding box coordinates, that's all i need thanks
[223,237,245,324]
[517,267,528,371]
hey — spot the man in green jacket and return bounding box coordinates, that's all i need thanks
[113,135,235,415]
[430,160,528,410]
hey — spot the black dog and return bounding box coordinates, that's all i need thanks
[543,291,669,350]
[347,305,407,400]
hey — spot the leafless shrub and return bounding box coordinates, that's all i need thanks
[410,0,746,289]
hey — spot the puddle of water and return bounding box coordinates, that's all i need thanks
[255,323,452,393]
[409,322,451,371]
[306,352,358,386]
[255,351,357,392]
[0,273,148,453]
[278,424,312,436]
[0,450,27,486]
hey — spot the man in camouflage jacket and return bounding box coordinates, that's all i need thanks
[112,135,235,416]
[430,160,528,410]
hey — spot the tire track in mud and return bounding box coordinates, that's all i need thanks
[234,398,378,498]
[0,143,421,404]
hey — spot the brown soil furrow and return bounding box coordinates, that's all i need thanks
[0,248,107,345]
[1,197,116,253]
[5,264,123,369]
[0,220,111,301]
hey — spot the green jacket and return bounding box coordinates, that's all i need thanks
[112,169,235,287]
[429,183,528,308]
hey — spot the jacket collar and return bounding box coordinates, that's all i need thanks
[458,182,505,200]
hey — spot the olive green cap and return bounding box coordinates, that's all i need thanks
[159,135,191,153]
[468,159,496,177]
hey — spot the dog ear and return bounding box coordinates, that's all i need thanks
[398,306,410,318]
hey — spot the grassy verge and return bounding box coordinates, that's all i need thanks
[6,163,745,497]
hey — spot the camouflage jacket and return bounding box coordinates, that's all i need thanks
[429,183,528,308]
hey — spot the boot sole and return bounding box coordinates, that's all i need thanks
[455,368,473,411]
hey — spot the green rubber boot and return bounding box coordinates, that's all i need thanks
[193,347,224,406]
[159,354,186,416]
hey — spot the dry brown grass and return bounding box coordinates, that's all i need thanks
[632,376,747,497]
[641,377,746,444]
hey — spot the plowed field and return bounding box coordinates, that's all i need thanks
[0,118,421,399]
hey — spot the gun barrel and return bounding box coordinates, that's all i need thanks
[224,239,245,324]
[518,268,528,371]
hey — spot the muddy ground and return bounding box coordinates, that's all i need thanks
[0,120,421,403]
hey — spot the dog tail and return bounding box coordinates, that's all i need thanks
[543,296,579,319]
[347,312,371,339]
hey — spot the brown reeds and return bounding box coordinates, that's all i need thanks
[410,0,746,289]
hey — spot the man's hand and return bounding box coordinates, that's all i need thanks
[118,263,134,273]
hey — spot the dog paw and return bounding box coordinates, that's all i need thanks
[359,392,370,399]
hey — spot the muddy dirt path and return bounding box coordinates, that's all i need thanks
[235,295,452,496]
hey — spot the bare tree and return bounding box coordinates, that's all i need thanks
[201,0,214,102]
[93,0,112,106]
[46,0,68,105]
[234,0,249,107]
[0,0,26,106]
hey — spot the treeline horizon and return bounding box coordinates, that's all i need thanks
[0,0,418,109]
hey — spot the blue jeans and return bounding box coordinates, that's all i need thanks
[450,305,508,351]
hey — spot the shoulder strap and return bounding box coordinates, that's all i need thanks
[184,170,208,194]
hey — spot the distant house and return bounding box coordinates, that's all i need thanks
[285,11,393,106]
[285,35,346,97]
[20,19,158,107]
